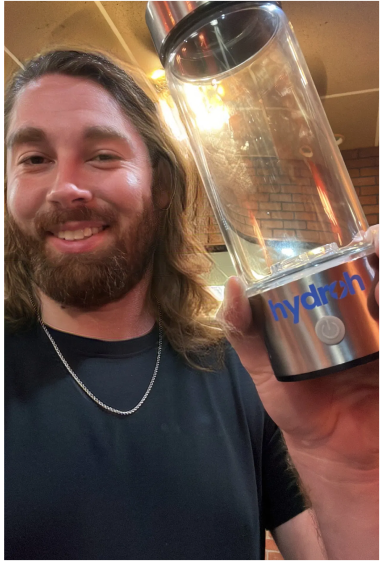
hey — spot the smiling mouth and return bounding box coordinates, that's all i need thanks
[50,225,108,241]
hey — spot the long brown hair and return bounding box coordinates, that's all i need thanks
[5,49,225,367]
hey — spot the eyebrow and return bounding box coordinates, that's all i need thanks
[6,125,131,150]
[6,127,47,149]
[83,126,131,144]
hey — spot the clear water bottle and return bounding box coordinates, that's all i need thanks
[146,1,379,380]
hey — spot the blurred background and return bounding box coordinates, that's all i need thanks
[5,1,379,310]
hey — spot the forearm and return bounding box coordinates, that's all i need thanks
[284,443,379,560]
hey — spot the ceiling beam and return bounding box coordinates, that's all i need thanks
[93,1,156,98]
[4,46,24,69]
[320,88,379,100]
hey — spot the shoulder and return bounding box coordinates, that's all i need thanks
[5,321,42,397]
[171,337,262,404]
[194,339,271,428]
[5,320,39,343]
[5,321,41,365]
[188,337,257,387]
[222,341,280,439]
[222,340,261,394]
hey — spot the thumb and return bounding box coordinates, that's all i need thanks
[217,277,274,384]
[216,276,252,334]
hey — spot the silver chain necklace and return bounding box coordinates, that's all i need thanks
[36,308,163,416]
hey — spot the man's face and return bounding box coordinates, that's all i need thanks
[6,74,160,308]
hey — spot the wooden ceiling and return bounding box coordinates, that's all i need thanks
[5,1,379,149]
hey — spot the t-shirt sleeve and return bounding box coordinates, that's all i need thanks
[262,413,308,531]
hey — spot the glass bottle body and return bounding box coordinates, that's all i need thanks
[165,2,371,295]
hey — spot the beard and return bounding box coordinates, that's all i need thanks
[6,203,160,310]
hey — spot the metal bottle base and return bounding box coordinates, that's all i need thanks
[249,253,379,381]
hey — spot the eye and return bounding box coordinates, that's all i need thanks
[88,152,123,169]
[91,153,121,162]
[19,155,51,166]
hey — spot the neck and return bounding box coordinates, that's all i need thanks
[38,273,155,341]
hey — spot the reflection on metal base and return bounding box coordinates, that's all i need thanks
[249,253,379,381]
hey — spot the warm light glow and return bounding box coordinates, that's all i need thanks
[158,99,187,142]
[183,84,230,131]
[281,247,295,257]
[151,69,166,80]
[217,85,225,97]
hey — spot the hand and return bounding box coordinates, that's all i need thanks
[218,225,379,470]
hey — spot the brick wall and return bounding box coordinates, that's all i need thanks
[265,531,283,560]
[341,147,379,226]
[202,146,379,251]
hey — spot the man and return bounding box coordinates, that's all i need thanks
[5,50,378,560]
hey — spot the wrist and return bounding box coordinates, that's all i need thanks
[283,432,379,482]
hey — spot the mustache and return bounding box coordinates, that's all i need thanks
[33,206,119,234]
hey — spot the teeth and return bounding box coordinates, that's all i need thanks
[56,226,104,241]
[64,231,75,241]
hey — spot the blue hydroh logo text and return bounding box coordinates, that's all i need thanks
[268,273,365,324]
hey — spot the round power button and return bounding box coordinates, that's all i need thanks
[315,317,346,345]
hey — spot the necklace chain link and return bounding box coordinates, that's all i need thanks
[35,303,162,416]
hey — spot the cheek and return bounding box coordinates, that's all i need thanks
[127,158,153,192]
[109,163,153,210]
[6,175,45,227]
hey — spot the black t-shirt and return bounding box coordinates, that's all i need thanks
[5,323,306,560]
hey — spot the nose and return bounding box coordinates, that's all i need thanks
[46,160,93,207]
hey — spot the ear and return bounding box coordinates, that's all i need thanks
[153,158,173,210]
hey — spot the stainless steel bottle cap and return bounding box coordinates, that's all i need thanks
[146,1,282,65]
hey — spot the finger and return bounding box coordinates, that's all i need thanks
[374,228,380,306]
[364,225,379,304]
[373,224,380,257]
[365,224,379,256]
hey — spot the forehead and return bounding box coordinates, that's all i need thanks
[8,74,137,140]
